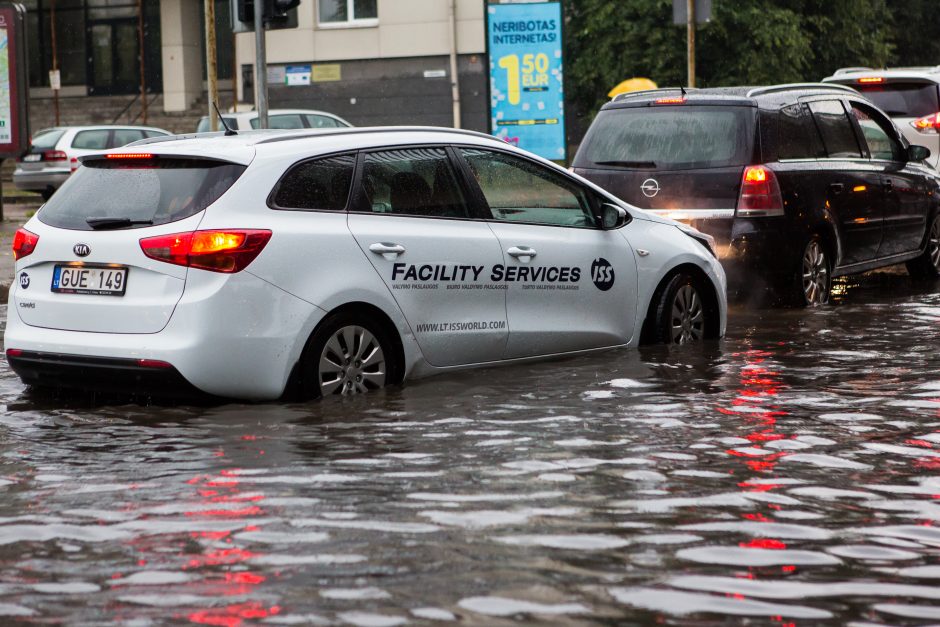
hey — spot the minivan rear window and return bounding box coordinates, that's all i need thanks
[855,82,940,118]
[38,158,246,231]
[574,105,755,171]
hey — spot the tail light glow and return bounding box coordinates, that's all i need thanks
[857,77,885,84]
[5,349,22,358]
[139,229,272,273]
[107,153,154,160]
[43,150,68,161]
[12,228,39,260]
[913,112,940,133]
[655,97,686,104]
[737,166,784,217]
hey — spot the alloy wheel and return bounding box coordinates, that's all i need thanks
[319,325,386,395]
[928,216,940,271]
[801,240,829,306]
[670,284,704,344]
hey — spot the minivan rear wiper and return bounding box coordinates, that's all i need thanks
[86,217,154,230]
[594,160,657,168]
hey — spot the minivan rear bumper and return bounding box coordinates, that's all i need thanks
[4,268,326,400]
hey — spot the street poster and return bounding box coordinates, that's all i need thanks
[486,1,565,161]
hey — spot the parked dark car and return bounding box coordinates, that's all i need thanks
[572,84,940,305]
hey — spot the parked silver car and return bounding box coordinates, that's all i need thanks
[13,125,172,201]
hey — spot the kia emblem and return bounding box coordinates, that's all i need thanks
[73,243,90,257]
[641,178,661,198]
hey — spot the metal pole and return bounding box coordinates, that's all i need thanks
[205,0,219,131]
[686,0,695,88]
[448,0,461,128]
[232,29,238,109]
[253,0,268,128]
[137,0,147,124]
[50,0,59,126]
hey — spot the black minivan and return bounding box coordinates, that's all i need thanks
[572,84,940,305]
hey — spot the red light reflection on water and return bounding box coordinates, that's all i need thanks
[189,602,281,627]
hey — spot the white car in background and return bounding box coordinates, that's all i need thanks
[196,108,352,132]
[13,125,172,201]
[823,66,940,169]
[4,127,726,400]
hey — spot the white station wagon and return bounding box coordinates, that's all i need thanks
[4,128,726,400]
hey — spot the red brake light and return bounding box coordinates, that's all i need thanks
[737,166,784,217]
[107,153,153,160]
[655,97,686,104]
[857,77,885,84]
[42,150,67,161]
[139,229,272,273]
[137,359,173,369]
[12,228,39,260]
[913,112,940,133]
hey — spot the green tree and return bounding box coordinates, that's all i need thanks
[564,0,899,139]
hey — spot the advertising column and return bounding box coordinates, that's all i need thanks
[0,3,28,220]
[486,0,565,162]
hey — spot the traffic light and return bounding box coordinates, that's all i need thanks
[266,0,300,26]
[232,0,299,31]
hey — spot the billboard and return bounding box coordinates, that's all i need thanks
[486,1,565,161]
[0,3,27,159]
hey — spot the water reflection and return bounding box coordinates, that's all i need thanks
[0,271,938,623]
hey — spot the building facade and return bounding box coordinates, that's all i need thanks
[25,0,488,132]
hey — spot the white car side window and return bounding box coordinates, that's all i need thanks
[460,148,596,228]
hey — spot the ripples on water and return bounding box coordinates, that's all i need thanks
[0,274,938,625]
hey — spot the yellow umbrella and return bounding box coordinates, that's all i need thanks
[608,77,658,99]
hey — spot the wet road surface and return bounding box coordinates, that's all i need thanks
[0,272,939,625]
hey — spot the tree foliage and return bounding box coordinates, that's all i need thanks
[565,0,918,132]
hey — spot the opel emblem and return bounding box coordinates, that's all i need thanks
[641,178,661,198]
[73,243,90,257]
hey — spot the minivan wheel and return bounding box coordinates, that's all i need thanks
[302,312,395,397]
[798,236,831,306]
[906,213,940,279]
[652,272,707,345]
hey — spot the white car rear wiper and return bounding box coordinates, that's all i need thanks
[86,217,154,230]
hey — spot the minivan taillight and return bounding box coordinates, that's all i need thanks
[736,166,784,217]
[139,229,272,273]
[12,228,39,260]
[913,112,940,134]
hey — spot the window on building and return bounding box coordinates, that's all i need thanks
[318,0,377,26]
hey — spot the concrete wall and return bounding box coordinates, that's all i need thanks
[233,0,487,127]
[255,55,487,132]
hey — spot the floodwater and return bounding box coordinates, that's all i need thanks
[0,272,938,626]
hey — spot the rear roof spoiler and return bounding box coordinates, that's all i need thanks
[611,87,696,102]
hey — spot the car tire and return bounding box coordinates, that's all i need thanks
[300,311,400,398]
[791,235,831,307]
[40,188,54,202]
[906,212,940,280]
[650,272,709,345]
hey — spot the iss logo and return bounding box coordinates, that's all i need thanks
[19,272,29,290]
[591,258,614,291]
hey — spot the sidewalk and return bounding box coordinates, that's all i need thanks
[0,203,35,300]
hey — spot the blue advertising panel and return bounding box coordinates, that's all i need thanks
[487,1,565,161]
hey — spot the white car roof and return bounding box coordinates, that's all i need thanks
[824,66,940,83]
[227,109,345,120]
[113,127,514,166]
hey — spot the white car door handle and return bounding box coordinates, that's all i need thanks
[507,246,537,260]
[369,242,406,260]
